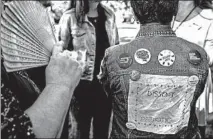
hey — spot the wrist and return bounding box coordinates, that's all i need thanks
[46,83,70,91]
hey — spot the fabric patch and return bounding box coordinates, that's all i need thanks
[188,75,199,86]
[128,74,196,134]
[134,48,151,65]
[117,53,133,69]
[188,50,202,65]
[130,70,141,81]
[158,50,175,67]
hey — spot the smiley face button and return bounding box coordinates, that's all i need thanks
[134,48,151,65]
[158,50,175,67]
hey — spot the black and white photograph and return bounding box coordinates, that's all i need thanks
[1,0,213,139]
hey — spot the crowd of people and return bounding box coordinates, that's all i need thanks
[1,0,213,139]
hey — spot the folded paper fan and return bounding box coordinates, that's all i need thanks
[1,1,57,72]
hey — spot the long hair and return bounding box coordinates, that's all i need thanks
[194,0,213,9]
[74,0,89,26]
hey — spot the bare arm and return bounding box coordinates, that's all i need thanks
[25,43,82,138]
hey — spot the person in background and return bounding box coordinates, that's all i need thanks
[59,0,119,138]
[99,0,209,138]
[1,41,83,138]
[172,0,213,138]
[60,0,119,139]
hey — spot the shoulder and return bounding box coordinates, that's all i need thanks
[199,9,213,20]
[59,8,77,26]
[60,8,76,20]
[105,41,134,59]
[63,8,76,15]
[177,37,208,60]
[105,44,120,56]
[100,3,115,18]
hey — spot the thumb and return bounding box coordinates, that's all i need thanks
[52,41,64,57]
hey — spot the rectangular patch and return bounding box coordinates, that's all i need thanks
[128,74,196,134]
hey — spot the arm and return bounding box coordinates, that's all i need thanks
[113,13,120,45]
[25,84,72,138]
[59,12,71,49]
[1,43,82,138]
[204,22,213,92]
[204,22,213,67]
[25,47,82,138]
[115,25,120,45]
[98,49,111,97]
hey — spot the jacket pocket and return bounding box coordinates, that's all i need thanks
[71,28,87,50]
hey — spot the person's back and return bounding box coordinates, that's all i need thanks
[99,0,209,138]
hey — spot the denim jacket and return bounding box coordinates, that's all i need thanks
[99,24,209,139]
[59,3,119,81]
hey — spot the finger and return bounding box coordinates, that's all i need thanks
[52,41,64,57]
[57,52,70,59]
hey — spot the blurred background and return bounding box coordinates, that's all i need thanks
[48,0,140,44]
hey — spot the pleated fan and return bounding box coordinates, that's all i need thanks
[1,1,57,72]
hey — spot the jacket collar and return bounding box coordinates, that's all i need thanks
[136,23,176,38]
[84,3,114,24]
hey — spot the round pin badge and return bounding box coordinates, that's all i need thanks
[130,70,141,81]
[126,122,136,130]
[117,53,133,69]
[158,50,175,67]
[134,48,151,65]
[187,50,202,65]
[188,75,199,86]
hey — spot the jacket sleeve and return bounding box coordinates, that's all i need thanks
[58,11,72,49]
[98,49,111,96]
[115,24,120,45]
[113,13,119,45]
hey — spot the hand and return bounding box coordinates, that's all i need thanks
[45,42,82,89]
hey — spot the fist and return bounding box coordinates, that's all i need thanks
[45,42,82,89]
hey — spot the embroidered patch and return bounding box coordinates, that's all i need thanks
[188,50,202,65]
[126,122,137,129]
[117,53,133,69]
[188,75,199,86]
[134,48,151,64]
[158,50,175,67]
[128,74,196,134]
[130,70,141,81]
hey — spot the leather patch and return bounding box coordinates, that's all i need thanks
[117,53,133,69]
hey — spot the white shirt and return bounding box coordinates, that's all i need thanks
[172,9,213,126]
[172,9,213,65]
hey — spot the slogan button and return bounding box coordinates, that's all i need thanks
[126,122,136,130]
[188,50,202,65]
[117,53,133,69]
[158,49,175,67]
[188,75,199,86]
[130,70,141,81]
[134,48,151,65]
